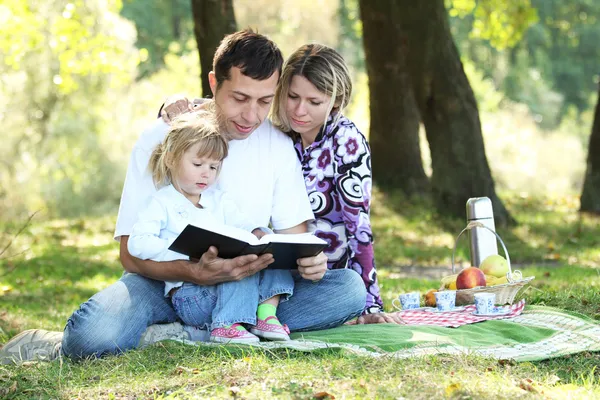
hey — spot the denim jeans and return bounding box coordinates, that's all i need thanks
[172,269,294,330]
[62,268,366,359]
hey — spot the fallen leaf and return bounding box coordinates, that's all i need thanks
[518,378,539,393]
[445,383,461,397]
[313,391,335,399]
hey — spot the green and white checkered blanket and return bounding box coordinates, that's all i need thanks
[191,306,600,362]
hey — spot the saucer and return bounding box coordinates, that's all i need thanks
[472,307,511,317]
[424,306,466,313]
[401,306,434,311]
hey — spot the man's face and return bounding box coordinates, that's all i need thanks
[210,67,279,141]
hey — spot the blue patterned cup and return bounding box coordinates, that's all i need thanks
[474,293,496,314]
[434,290,456,311]
[392,292,420,310]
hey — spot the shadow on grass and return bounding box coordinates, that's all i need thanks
[373,188,600,267]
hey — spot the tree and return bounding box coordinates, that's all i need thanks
[359,1,429,194]
[398,0,512,224]
[121,0,194,78]
[580,86,600,213]
[190,0,236,97]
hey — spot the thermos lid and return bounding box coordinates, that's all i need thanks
[466,197,494,220]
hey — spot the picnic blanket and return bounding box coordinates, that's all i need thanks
[388,300,525,327]
[184,305,600,362]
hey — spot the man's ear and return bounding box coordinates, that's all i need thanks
[208,72,217,96]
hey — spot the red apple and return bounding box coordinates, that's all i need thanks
[456,267,487,289]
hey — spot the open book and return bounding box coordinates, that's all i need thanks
[168,223,328,269]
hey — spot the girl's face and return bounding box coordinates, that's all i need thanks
[285,75,332,145]
[171,142,221,205]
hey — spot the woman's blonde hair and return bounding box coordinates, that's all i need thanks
[271,44,353,139]
[149,108,228,188]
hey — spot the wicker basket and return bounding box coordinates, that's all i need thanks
[442,221,534,305]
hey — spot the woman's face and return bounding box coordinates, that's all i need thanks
[285,75,332,143]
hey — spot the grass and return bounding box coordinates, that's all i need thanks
[0,191,599,399]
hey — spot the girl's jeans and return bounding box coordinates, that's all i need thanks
[61,269,366,359]
[171,269,294,330]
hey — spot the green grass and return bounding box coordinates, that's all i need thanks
[1,192,599,399]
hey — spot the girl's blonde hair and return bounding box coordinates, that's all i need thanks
[149,108,228,188]
[271,44,353,139]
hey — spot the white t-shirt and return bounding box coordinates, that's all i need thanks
[127,184,257,295]
[114,118,313,240]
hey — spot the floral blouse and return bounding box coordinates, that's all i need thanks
[294,114,384,314]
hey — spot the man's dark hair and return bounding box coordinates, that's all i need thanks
[213,29,283,88]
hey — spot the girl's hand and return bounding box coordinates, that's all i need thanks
[252,228,267,239]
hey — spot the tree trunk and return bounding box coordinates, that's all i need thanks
[396,0,512,225]
[190,0,236,98]
[580,85,600,214]
[358,0,429,195]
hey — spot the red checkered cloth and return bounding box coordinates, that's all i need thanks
[395,300,526,328]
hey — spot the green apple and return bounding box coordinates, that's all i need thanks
[480,254,509,278]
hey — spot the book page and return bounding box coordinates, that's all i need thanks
[258,232,327,245]
[196,221,259,245]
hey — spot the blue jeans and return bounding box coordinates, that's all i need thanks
[61,268,366,359]
[172,270,294,330]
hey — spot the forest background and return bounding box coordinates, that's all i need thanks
[0,0,599,222]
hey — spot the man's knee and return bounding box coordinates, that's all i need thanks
[61,275,170,359]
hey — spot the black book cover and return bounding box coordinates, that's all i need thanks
[168,225,327,269]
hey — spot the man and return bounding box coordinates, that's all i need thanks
[0,29,367,364]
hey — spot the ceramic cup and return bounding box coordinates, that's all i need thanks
[392,292,420,310]
[434,290,456,311]
[474,293,496,314]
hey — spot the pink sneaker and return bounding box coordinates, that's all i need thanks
[250,316,291,341]
[210,324,259,344]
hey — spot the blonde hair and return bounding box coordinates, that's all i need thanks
[149,108,228,188]
[271,44,353,139]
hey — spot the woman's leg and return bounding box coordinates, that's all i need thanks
[276,269,366,332]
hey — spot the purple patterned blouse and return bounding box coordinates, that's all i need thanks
[293,114,384,314]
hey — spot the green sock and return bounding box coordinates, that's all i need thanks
[222,324,246,331]
[257,303,281,326]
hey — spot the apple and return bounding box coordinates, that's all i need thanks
[480,254,509,278]
[456,267,486,289]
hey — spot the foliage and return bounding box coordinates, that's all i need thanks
[449,0,539,50]
[120,0,195,78]
[0,199,599,398]
[449,0,600,127]
[0,1,141,220]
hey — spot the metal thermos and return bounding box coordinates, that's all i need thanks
[466,197,498,266]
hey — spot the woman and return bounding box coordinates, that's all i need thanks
[272,44,398,324]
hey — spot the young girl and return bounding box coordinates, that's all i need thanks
[127,110,292,343]
[271,44,385,317]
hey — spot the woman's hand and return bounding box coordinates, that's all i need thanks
[353,312,405,325]
[161,95,193,123]
[296,251,328,282]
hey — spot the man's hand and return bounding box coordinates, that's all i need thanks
[191,246,273,285]
[296,251,328,282]
[355,312,405,325]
